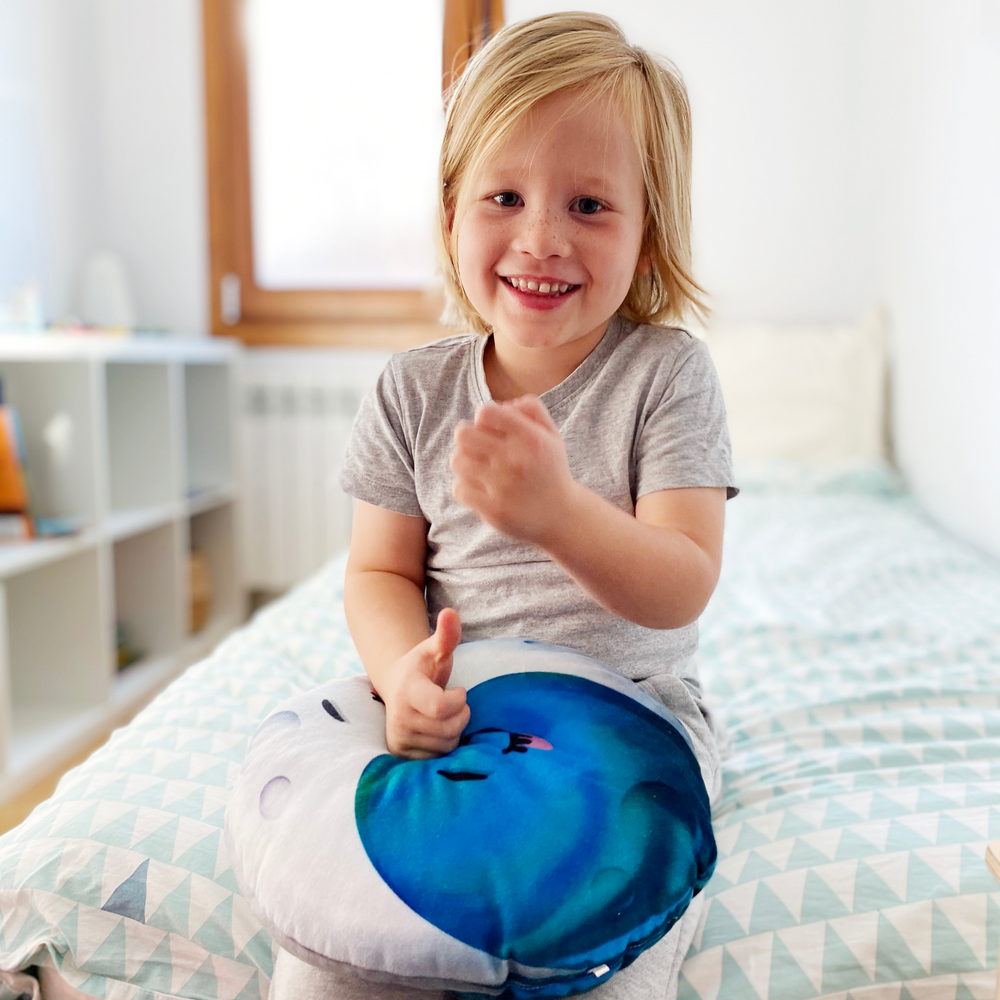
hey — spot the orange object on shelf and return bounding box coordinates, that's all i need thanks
[190,549,213,633]
[0,407,30,515]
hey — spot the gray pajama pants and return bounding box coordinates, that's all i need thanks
[268,892,704,1000]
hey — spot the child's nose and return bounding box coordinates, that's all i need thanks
[511,207,570,258]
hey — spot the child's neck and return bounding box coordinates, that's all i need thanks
[484,322,610,401]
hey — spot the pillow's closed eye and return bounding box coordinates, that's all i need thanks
[322,699,347,722]
[460,729,552,754]
[459,728,511,750]
[437,770,489,782]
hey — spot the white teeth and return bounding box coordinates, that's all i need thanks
[505,277,573,296]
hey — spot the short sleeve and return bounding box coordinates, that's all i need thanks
[339,362,426,517]
[635,338,739,500]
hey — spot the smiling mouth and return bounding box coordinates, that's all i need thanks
[501,276,578,297]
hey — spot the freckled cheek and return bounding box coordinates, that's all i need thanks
[588,230,643,288]
[456,219,509,294]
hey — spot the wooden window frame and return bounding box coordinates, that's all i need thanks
[203,0,503,347]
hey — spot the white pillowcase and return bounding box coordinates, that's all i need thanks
[693,309,888,465]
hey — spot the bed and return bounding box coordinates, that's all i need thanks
[1,458,998,1000]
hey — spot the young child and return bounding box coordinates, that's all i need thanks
[271,12,736,1000]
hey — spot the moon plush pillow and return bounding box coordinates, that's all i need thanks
[225,638,715,998]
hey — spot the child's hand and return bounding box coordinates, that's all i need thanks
[380,608,469,759]
[451,396,575,545]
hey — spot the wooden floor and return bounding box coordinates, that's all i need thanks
[0,731,115,836]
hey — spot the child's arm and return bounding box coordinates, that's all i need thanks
[344,501,469,758]
[451,398,724,630]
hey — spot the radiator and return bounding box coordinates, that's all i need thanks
[240,348,389,591]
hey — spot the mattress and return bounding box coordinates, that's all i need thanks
[683,463,1000,999]
[1,461,998,1000]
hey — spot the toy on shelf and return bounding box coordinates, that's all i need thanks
[115,623,144,670]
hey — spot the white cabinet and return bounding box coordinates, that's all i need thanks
[0,334,242,805]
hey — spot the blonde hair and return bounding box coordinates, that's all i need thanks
[437,11,707,335]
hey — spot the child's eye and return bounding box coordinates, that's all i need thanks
[492,191,523,208]
[573,197,604,215]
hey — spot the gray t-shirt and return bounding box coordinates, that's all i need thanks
[340,313,737,788]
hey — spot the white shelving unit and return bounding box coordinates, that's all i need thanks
[0,333,242,806]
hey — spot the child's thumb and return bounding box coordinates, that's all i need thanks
[429,607,462,687]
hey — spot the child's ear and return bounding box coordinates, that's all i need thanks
[636,252,652,276]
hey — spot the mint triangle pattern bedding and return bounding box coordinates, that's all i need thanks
[2,462,1000,1000]
[678,467,1000,1000]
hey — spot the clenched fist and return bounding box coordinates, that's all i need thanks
[450,396,575,545]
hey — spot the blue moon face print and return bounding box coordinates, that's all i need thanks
[355,670,715,971]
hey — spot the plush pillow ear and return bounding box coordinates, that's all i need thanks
[225,638,715,998]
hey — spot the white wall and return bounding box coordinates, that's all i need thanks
[0,0,208,334]
[0,0,106,321]
[864,0,1000,555]
[94,0,209,336]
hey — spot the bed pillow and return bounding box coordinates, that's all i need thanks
[694,308,888,465]
[224,638,716,998]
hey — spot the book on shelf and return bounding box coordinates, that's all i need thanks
[0,383,35,541]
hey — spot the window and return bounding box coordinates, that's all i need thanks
[203,0,503,346]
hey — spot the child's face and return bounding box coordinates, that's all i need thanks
[454,88,647,354]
